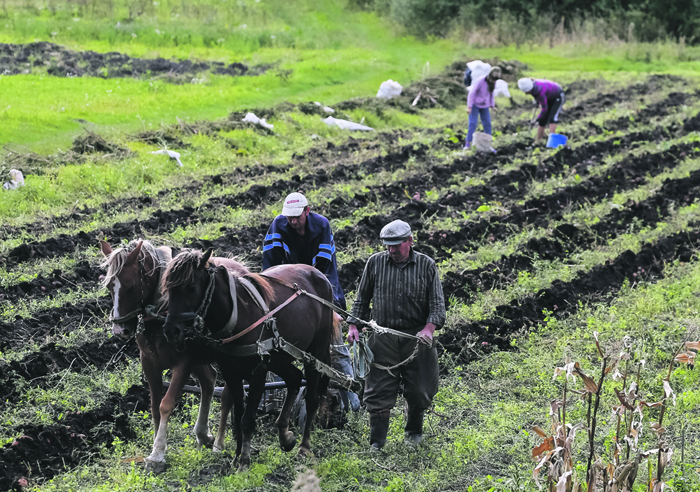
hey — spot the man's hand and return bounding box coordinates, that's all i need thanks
[467,106,472,114]
[417,323,437,347]
[334,312,343,322]
[347,324,360,343]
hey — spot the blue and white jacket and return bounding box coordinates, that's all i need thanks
[262,212,346,310]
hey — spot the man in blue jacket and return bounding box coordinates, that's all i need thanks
[263,192,360,412]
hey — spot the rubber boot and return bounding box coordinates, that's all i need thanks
[369,411,390,452]
[404,410,424,446]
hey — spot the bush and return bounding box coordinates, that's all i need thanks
[388,0,462,38]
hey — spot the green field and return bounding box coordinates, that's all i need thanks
[1,1,700,491]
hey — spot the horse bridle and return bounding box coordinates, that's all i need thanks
[109,248,168,335]
[164,266,218,335]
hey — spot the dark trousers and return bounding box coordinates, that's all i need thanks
[363,327,439,413]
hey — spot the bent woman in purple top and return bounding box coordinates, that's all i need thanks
[518,78,565,144]
[464,66,502,150]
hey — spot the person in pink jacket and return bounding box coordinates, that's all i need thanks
[465,66,502,150]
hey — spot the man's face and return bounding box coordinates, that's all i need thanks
[286,208,309,234]
[387,236,412,263]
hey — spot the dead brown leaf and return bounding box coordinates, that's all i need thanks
[574,362,599,393]
[532,437,556,459]
[615,388,635,410]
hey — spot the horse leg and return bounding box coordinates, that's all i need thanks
[192,364,216,448]
[270,362,304,452]
[299,368,326,458]
[237,370,268,471]
[224,380,245,460]
[140,354,163,445]
[214,380,242,455]
[146,363,191,474]
[214,382,231,453]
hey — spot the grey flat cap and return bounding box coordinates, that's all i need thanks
[380,220,412,245]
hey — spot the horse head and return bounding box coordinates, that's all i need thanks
[161,248,215,345]
[100,239,160,339]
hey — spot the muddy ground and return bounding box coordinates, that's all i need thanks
[1,66,698,490]
[0,42,271,80]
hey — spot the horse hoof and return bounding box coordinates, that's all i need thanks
[236,461,249,473]
[145,459,167,475]
[280,432,296,453]
[199,435,216,448]
[297,447,311,459]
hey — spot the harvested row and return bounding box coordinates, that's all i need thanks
[441,224,700,356]
[0,72,678,261]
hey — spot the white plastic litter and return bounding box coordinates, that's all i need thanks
[323,116,374,131]
[376,79,403,99]
[314,102,335,113]
[149,149,183,167]
[2,169,25,190]
[242,112,274,129]
[473,132,493,153]
[494,79,511,98]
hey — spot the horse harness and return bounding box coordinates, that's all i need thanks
[177,267,424,392]
[109,246,172,335]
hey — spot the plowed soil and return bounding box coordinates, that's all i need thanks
[2,65,699,490]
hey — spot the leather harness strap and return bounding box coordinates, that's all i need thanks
[219,289,302,344]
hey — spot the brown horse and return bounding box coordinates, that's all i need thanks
[99,240,241,472]
[161,248,337,469]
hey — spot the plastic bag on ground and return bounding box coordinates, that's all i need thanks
[314,101,335,113]
[473,132,493,152]
[242,112,274,129]
[149,149,183,167]
[2,169,25,190]
[376,79,402,99]
[323,116,374,131]
[466,61,491,91]
[494,79,511,98]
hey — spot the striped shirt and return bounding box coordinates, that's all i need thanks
[348,249,446,330]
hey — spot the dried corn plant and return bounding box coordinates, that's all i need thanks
[532,332,698,492]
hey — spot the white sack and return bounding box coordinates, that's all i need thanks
[377,79,403,99]
[466,60,491,90]
[242,112,274,129]
[323,116,374,131]
[2,169,25,190]
[473,132,493,153]
[494,79,511,98]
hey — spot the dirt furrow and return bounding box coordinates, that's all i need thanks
[0,126,678,306]
[441,223,700,358]
[0,383,149,492]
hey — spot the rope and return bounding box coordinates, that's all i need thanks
[369,338,422,377]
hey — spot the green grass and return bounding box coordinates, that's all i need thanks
[3,2,700,491]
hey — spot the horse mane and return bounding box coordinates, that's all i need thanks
[161,249,203,303]
[243,273,276,304]
[100,239,164,288]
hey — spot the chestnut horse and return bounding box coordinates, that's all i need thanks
[161,248,337,469]
[99,240,241,472]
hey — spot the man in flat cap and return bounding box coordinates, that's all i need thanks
[347,219,446,451]
[263,192,360,412]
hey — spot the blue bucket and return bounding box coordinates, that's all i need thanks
[546,133,568,148]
